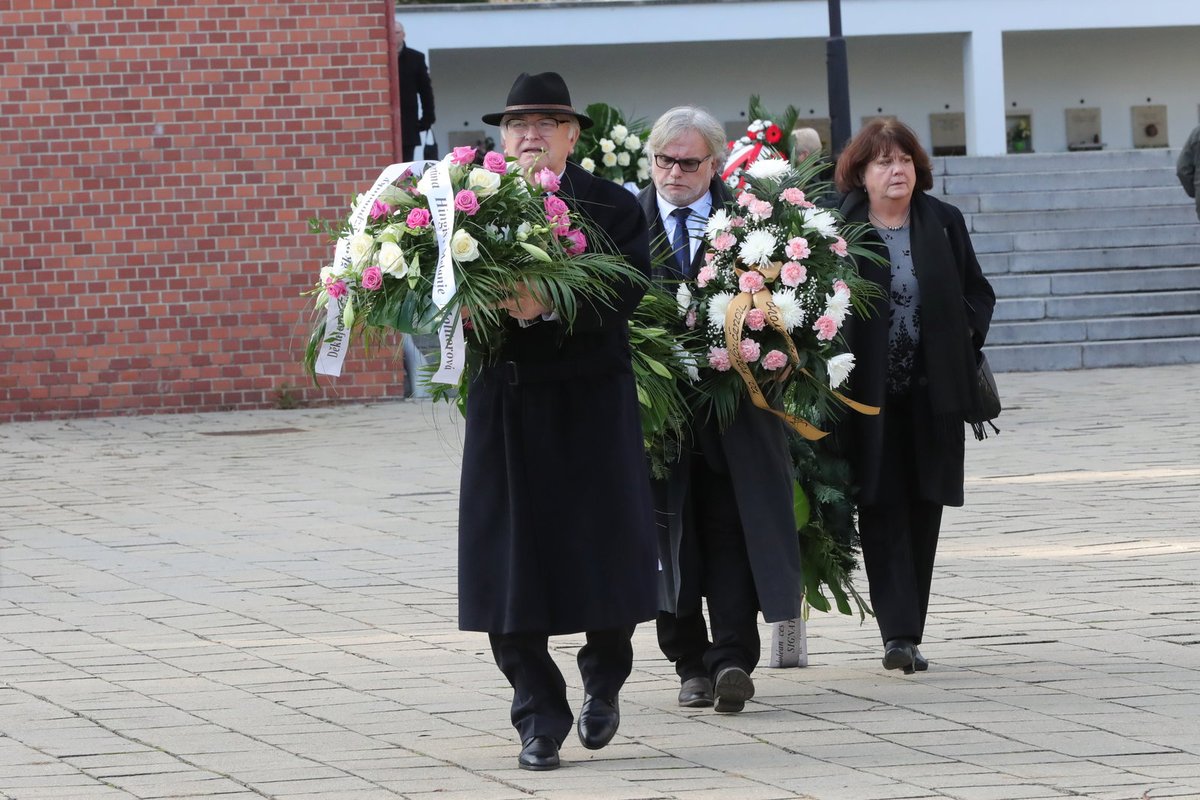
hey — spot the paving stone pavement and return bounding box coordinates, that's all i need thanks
[2,365,1199,800]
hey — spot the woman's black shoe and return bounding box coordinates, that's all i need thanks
[882,639,915,672]
[518,736,560,771]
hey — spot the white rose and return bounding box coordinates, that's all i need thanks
[599,138,616,154]
[348,232,375,266]
[617,152,631,167]
[416,169,436,197]
[450,229,480,262]
[379,241,407,277]
[637,156,649,169]
[610,124,629,144]
[623,134,640,151]
[602,151,618,168]
[580,157,596,173]
[636,168,649,182]
[466,167,501,197]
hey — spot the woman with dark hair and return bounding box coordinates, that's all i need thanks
[834,118,995,674]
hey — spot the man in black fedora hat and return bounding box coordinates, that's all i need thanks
[457,71,657,772]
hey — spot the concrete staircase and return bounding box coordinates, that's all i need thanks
[931,149,1200,372]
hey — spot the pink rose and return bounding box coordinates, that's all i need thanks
[544,195,570,219]
[729,216,746,228]
[813,314,838,341]
[562,228,587,256]
[746,308,766,331]
[781,187,806,206]
[370,199,390,220]
[830,236,848,257]
[325,279,348,300]
[696,265,717,288]
[406,207,431,228]
[707,346,732,372]
[482,150,507,174]
[762,349,789,370]
[360,266,383,291]
[454,189,480,216]
[785,236,811,261]
[736,192,755,207]
[712,232,736,252]
[780,261,808,287]
[749,199,773,219]
[450,145,477,165]
[738,270,765,294]
[685,308,697,329]
[739,338,761,363]
[552,221,571,237]
[535,168,560,193]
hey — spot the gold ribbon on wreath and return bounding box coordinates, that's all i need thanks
[723,261,879,441]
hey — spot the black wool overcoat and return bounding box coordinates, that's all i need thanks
[837,189,996,507]
[637,181,802,624]
[458,162,658,635]
[398,45,434,151]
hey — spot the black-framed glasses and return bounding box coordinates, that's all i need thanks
[653,154,711,173]
[503,118,570,136]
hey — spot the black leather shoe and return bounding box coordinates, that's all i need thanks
[713,666,755,713]
[518,736,559,771]
[882,639,916,672]
[912,646,929,672]
[678,676,714,708]
[577,694,619,750]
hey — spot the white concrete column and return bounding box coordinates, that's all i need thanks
[963,27,1008,156]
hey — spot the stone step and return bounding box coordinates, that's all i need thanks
[1011,224,1200,252]
[980,244,1200,274]
[966,204,1198,233]
[936,148,1180,176]
[988,336,1200,372]
[940,166,1178,195]
[941,186,1192,214]
[995,289,1200,322]
[989,315,1200,345]
[1050,266,1200,295]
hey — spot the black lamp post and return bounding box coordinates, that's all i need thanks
[826,0,852,159]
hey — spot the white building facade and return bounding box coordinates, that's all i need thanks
[402,0,1200,158]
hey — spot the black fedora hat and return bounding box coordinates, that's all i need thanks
[482,72,593,130]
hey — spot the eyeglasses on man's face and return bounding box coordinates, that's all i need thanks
[503,117,571,136]
[653,153,712,173]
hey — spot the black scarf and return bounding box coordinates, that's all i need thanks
[842,189,981,434]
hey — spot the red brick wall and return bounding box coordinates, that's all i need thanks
[0,1,406,422]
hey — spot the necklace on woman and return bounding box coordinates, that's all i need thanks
[869,209,910,230]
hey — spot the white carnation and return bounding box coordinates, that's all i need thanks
[706,291,734,332]
[739,229,778,266]
[602,151,618,168]
[826,352,856,389]
[617,151,631,167]
[803,207,839,237]
[600,138,616,154]
[675,282,692,317]
[772,290,805,332]
[580,157,596,173]
[746,157,790,180]
[705,208,731,240]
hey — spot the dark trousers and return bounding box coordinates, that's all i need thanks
[656,451,760,679]
[489,627,634,746]
[857,397,944,646]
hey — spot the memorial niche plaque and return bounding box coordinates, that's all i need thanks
[929,112,966,156]
[1131,105,1168,148]
[1066,107,1102,150]
[448,129,492,152]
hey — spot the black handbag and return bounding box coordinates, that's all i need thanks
[421,130,439,161]
[966,352,1001,439]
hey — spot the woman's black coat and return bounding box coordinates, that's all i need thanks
[837,189,995,507]
[457,162,659,635]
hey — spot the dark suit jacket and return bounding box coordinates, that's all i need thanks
[458,162,658,635]
[637,180,802,623]
[398,45,434,150]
